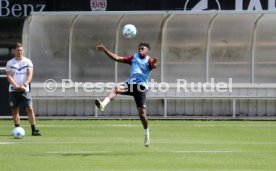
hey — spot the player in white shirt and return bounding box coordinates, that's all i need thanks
[6,43,41,136]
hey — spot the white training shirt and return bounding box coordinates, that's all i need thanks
[6,57,33,92]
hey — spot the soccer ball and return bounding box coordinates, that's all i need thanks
[122,24,137,39]
[12,127,25,139]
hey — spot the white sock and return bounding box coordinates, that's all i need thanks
[145,128,149,136]
[102,97,110,107]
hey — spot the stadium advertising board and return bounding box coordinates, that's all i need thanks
[0,0,46,17]
[185,0,276,11]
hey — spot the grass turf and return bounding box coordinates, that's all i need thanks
[0,120,276,171]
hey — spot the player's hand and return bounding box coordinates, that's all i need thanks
[96,44,106,52]
[152,58,158,64]
[12,86,25,92]
[151,58,158,69]
[18,85,26,92]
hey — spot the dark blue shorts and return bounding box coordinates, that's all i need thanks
[120,84,147,108]
[9,92,33,108]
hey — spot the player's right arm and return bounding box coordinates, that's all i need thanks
[6,71,19,88]
[96,44,127,63]
[6,61,26,91]
[6,71,25,91]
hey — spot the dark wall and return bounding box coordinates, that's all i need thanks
[0,78,11,116]
[44,0,184,11]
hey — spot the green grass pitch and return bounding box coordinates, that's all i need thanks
[0,120,276,171]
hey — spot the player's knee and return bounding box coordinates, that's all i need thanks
[115,86,125,94]
[138,107,146,115]
[114,88,120,94]
[26,107,33,113]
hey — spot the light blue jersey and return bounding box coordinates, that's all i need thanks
[125,53,151,89]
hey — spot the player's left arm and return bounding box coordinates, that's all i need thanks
[149,58,158,70]
[24,68,33,87]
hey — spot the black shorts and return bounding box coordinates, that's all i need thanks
[120,84,147,108]
[9,92,33,108]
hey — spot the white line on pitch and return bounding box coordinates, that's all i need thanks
[171,150,237,153]
[46,151,110,154]
[28,124,139,127]
[0,141,98,145]
[1,124,276,127]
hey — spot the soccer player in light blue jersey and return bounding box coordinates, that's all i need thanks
[95,41,157,147]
